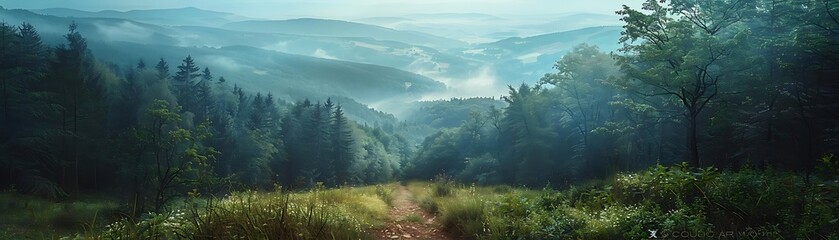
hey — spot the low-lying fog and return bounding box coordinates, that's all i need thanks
[0,0,643,119]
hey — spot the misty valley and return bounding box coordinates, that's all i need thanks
[0,0,838,239]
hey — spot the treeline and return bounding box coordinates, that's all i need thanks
[405,97,505,129]
[407,0,839,187]
[0,22,410,213]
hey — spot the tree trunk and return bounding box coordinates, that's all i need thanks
[688,114,700,167]
[2,76,7,126]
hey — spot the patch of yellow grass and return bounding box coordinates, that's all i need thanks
[92,183,400,239]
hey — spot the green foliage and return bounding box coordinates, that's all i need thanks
[403,97,505,129]
[614,0,757,167]
[131,100,218,213]
[818,154,839,178]
[406,0,839,189]
[410,166,839,240]
[612,163,720,208]
[458,154,501,185]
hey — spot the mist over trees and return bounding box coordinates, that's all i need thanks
[0,22,410,214]
[406,0,839,187]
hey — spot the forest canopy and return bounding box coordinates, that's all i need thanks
[405,0,839,187]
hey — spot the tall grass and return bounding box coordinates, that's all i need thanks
[93,183,394,239]
[439,198,484,238]
[0,193,119,239]
[375,184,394,206]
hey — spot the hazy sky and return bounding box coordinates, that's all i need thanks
[0,0,642,19]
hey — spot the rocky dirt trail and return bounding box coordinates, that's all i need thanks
[373,184,452,240]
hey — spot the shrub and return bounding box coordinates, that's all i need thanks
[418,196,439,214]
[440,198,485,239]
[433,175,455,197]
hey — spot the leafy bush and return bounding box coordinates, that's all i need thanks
[457,154,501,185]
[433,174,455,197]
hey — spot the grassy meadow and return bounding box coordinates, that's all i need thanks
[2,164,837,239]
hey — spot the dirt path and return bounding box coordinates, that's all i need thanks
[374,184,451,240]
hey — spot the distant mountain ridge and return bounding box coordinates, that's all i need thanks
[31,7,255,27]
[222,18,466,49]
[0,7,447,125]
[454,26,622,84]
[483,26,622,54]
[3,6,628,119]
[405,13,506,21]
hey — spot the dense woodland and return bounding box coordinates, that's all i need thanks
[407,0,839,187]
[0,22,414,215]
[0,0,837,238]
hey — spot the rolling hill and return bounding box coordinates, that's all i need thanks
[222,18,466,49]
[31,7,254,27]
[2,6,627,118]
[453,26,623,84]
[481,26,622,55]
[516,13,621,34]
[0,7,448,124]
[89,42,445,105]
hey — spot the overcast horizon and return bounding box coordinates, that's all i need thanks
[0,0,643,20]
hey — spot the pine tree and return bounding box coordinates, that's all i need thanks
[195,81,214,122]
[0,22,18,131]
[263,93,279,130]
[137,59,146,70]
[500,84,556,186]
[201,67,212,84]
[280,102,307,187]
[155,58,168,80]
[248,93,265,130]
[46,22,107,194]
[194,67,214,122]
[0,22,55,196]
[173,55,201,113]
[332,105,355,185]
